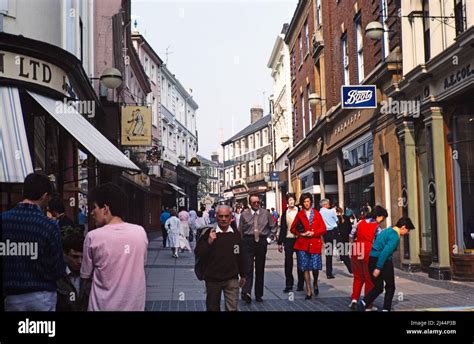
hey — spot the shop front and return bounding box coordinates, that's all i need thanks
[391,27,474,280]
[0,33,139,227]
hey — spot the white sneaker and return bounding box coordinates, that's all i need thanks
[349,300,358,310]
[366,306,378,312]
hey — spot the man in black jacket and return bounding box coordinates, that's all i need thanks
[195,205,247,311]
[277,194,304,293]
[56,234,90,311]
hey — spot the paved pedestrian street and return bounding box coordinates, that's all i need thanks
[144,233,474,312]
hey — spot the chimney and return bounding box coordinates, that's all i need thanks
[250,106,263,124]
[211,152,219,163]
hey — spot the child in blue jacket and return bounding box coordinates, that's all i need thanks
[357,217,415,311]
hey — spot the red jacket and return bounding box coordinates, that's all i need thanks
[352,219,379,262]
[290,208,327,254]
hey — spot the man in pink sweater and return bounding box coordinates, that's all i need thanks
[81,183,148,311]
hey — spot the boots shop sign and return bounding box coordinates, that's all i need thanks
[0,51,72,96]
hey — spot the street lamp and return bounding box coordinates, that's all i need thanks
[280,134,290,143]
[99,67,123,89]
[309,92,325,106]
[178,154,186,162]
[365,21,385,40]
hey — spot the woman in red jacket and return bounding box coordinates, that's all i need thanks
[349,205,388,310]
[290,193,327,299]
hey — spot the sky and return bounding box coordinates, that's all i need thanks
[132,0,298,160]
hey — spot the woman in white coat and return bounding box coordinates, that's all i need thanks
[165,210,181,258]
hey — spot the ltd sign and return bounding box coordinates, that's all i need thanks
[341,85,377,109]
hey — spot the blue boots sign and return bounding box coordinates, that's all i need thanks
[341,85,377,109]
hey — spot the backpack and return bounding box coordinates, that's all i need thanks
[194,225,214,281]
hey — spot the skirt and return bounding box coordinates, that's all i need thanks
[296,250,322,272]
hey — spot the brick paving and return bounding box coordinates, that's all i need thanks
[144,232,474,312]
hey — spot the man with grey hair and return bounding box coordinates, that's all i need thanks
[319,199,338,279]
[194,204,247,311]
[239,194,277,303]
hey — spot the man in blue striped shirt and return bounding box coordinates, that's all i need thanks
[2,172,65,311]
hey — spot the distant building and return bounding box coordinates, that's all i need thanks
[221,107,274,208]
[197,153,224,209]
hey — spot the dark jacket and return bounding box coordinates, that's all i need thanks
[56,274,90,311]
[194,226,247,282]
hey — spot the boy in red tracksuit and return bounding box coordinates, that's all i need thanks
[349,206,388,310]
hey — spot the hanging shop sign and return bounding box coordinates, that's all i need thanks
[121,106,152,146]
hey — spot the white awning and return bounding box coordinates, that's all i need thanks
[27,91,140,172]
[0,87,34,183]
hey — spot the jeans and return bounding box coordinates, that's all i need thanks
[5,291,57,311]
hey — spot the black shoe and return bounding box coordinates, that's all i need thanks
[305,294,312,300]
[256,296,263,302]
[313,287,319,296]
[327,274,335,279]
[241,293,251,304]
[296,286,304,292]
[283,287,292,293]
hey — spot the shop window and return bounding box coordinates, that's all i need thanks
[343,138,374,171]
[452,113,474,250]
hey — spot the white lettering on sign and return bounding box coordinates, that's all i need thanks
[345,90,373,105]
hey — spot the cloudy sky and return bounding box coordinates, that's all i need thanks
[132,0,298,159]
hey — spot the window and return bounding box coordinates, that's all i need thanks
[455,0,467,36]
[316,0,322,28]
[229,143,234,159]
[225,170,230,186]
[162,127,167,147]
[301,93,306,138]
[262,129,268,145]
[355,15,364,83]
[422,0,430,62]
[255,132,261,148]
[249,162,255,176]
[241,164,247,178]
[299,34,303,64]
[168,130,173,149]
[256,159,262,174]
[249,135,254,150]
[341,33,350,85]
[291,49,296,79]
[263,162,269,173]
[225,145,229,161]
[151,64,155,82]
[236,166,240,179]
[380,0,390,59]
[151,95,158,127]
[241,138,246,154]
[307,85,313,129]
[305,21,309,53]
[144,55,149,75]
[235,141,240,156]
